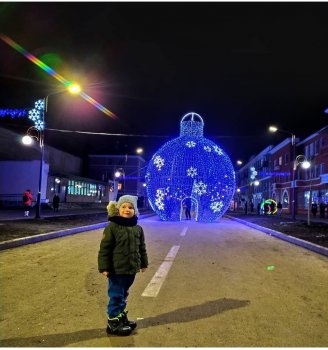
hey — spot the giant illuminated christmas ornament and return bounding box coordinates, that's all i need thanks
[146,112,236,222]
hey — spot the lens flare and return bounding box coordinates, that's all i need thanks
[0,33,117,119]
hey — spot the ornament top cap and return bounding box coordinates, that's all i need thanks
[180,112,204,137]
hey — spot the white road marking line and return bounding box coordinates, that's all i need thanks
[142,245,180,297]
[180,226,188,236]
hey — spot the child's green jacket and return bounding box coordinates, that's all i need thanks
[98,218,148,274]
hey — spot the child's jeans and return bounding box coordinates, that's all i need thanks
[107,274,135,318]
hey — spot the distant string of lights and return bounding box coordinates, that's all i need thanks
[0,113,251,140]
[0,33,117,119]
[45,128,172,138]
[0,109,28,118]
[43,128,247,140]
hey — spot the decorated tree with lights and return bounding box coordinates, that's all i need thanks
[146,112,236,222]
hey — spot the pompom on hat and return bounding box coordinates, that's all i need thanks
[107,195,139,217]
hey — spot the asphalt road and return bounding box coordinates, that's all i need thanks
[0,216,327,347]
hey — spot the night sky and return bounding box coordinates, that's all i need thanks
[1,2,327,164]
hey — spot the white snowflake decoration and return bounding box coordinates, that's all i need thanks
[155,189,165,210]
[250,166,258,180]
[193,181,207,196]
[210,201,224,213]
[34,120,44,131]
[186,141,196,148]
[28,109,40,122]
[213,145,223,155]
[145,172,151,182]
[153,155,165,170]
[35,99,45,110]
[156,189,165,199]
[187,166,198,178]
[204,146,212,152]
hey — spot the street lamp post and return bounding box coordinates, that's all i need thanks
[36,129,45,219]
[269,126,296,220]
[22,125,44,219]
[293,155,311,223]
[305,160,314,226]
[115,168,126,195]
[22,84,81,219]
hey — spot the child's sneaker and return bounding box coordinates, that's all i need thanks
[106,316,132,336]
[121,310,137,330]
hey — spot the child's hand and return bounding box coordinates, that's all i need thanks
[141,268,147,273]
[101,271,109,277]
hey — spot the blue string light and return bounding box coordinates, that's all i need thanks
[0,109,28,118]
[146,112,236,222]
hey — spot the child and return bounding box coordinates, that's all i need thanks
[98,195,148,336]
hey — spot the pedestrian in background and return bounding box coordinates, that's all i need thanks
[53,194,60,212]
[311,202,318,218]
[264,202,270,215]
[98,195,148,336]
[183,197,191,220]
[244,201,248,215]
[319,202,326,219]
[277,201,283,216]
[257,202,261,215]
[22,189,32,217]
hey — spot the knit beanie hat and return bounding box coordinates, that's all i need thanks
[118,195,139,216]
[107,195,139,217]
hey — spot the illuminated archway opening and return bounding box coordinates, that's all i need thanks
[261,199,278,215]
[180,197,199,221]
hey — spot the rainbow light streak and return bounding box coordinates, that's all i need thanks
[0,33,117,119]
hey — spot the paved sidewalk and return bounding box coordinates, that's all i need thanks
[0,207,107,221]
[228,210,328,225]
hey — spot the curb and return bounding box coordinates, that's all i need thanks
[0,213,156,251]
[226,215,328,258]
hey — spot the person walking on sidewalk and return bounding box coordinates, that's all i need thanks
[311,202,318,218]
[257,202,261,215]
[52,194,60,212]
[98,195,148,336]
[183,197,191,220]
[277,201,283,216]
[22,189,33,217]
[319,202,326,219]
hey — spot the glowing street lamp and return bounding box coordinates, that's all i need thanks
[115,170,123,178]
[136,147,143,154]
[22,135,33,145]
[67,83,81,95]
[268,126,278,133]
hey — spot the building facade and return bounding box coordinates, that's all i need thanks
[88,154,148,207]
[0,127,111,207]
[235,126,328,216]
